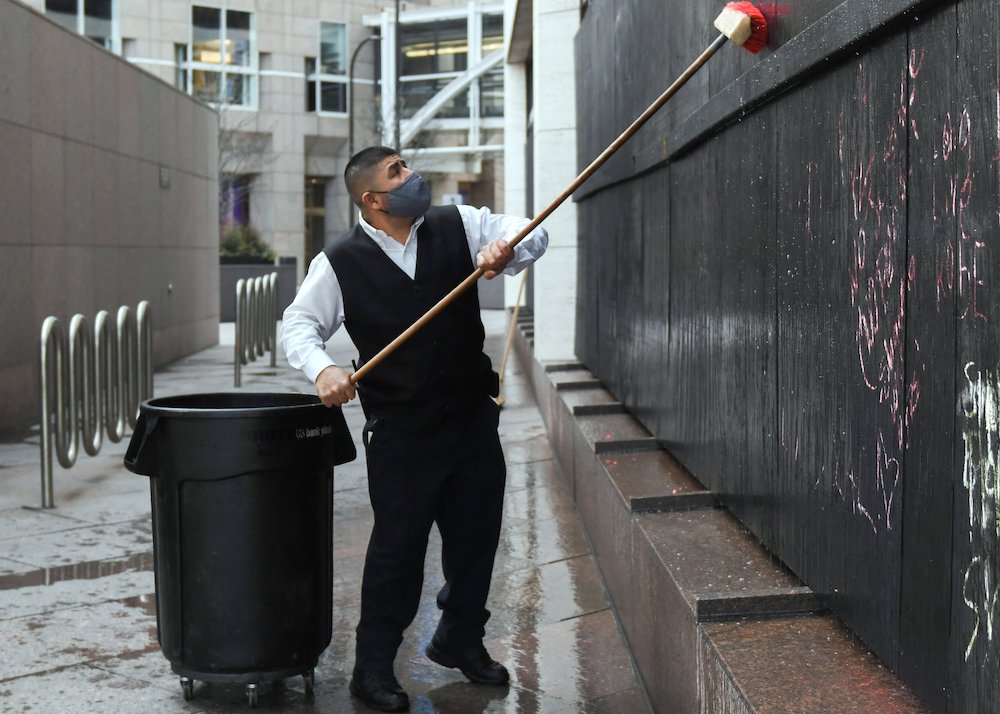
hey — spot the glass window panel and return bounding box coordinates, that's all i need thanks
[192,69,221,103]
[192,6,222,64]
[305,58,316,112]
[320,82,346,113]
[226,10,252,66]
[320,22,346,76]
[400,79,467,119]
[45,0,78,33]
[482,13,503,53]
[480,67,503,118]
[175,44,188,91]
[84,0,112,47]
[225,73,251,106]
[400,20,467,76]
[305,177,326,208]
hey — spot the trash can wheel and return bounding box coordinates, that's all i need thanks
[180,676,194,700]
[303,669,315,696]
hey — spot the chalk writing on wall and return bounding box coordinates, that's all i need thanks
[814,62,921,535]
[961,362,1000,662]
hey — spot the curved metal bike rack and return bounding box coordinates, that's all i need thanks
[39,302,152,509]
[234,272,278,387]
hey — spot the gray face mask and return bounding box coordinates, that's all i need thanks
[380,171,431,217]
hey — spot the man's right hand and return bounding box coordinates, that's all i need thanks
[315,365,357,407]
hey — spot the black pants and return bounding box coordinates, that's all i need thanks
[354,397,506,673]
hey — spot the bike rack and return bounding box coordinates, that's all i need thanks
[234,272,278,387]
[39,301,152,509]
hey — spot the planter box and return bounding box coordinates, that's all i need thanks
[219,263,297,322]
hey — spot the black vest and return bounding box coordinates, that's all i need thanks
[325,205,497,431]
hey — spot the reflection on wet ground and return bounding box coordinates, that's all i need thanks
[0,314,648,712]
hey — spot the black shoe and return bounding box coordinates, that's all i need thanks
[349,669,410,712]
[425,636,510,685]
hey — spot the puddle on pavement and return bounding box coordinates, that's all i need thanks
[0,551,154,590]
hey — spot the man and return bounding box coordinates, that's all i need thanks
[281,146,547,712]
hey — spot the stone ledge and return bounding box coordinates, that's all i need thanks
[696,586,823,621]
[511,314,924,713]
[542,361,584,373]
[700,615,924,712]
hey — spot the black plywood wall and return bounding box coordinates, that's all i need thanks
[573,0,1000,710]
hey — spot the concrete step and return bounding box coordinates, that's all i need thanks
[515,337,926,713]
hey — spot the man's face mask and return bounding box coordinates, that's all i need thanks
[373,171,431,217]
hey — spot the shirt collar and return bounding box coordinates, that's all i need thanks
[359,212,425,249]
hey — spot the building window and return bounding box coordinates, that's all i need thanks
[45,0,118,52]
[398,12,503,122]
[220,175,252,228]
[480,13,504,118]
[401,19,468,76]
[307,22,348,115]
[305,177,327,261]
[177,6,256,108]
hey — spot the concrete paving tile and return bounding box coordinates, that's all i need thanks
[489,609,638,705]
[579,685,651,712]
[0,661,223,713]
[0,598,160,681]
[497,512,591,565]
[99,655,318,711]
[0,434,41,468]
[503,482,578,524]
[487,556,610,634]
[0,557,36,577]
[0,507,86,541]
[505,458,565,493]
[0,519,151,571]
[333,513,373,561]
[333,487,373,522]
[409,662,578,713]
[503,435,556,465]
[496,404,545,425]
[0,568,153,621]
[48,490,152,525]
[332,462,369,492]
[499,418,549,442]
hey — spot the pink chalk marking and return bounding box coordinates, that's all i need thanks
[908,48,925,79]
[876,430,900,529]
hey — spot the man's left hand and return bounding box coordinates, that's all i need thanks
[477,239,514,279]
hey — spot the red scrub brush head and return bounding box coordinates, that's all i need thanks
[715,2,769,54]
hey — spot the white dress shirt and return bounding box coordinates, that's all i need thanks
[281,204,549,383]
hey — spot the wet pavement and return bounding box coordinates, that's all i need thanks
[0,311,649,713]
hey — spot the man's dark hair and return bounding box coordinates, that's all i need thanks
[345,146,398,207]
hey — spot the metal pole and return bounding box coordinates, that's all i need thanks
[269,272,278,368]
[348,34,383,220]
[235,278,245,387]
[394,0,401,150]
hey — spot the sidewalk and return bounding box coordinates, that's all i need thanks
[0,311,648,713]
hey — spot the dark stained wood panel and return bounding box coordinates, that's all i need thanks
[573,0,1000,710]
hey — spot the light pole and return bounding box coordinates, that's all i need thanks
[347,34,383,221]
[348,34,383,159]
[394,0,401,150]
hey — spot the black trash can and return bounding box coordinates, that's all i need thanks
[124,393,356,707]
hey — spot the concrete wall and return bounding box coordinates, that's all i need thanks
[0,0,219,433]
[503,0,579,357]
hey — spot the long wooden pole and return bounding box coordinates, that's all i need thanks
[351,33,729,384]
